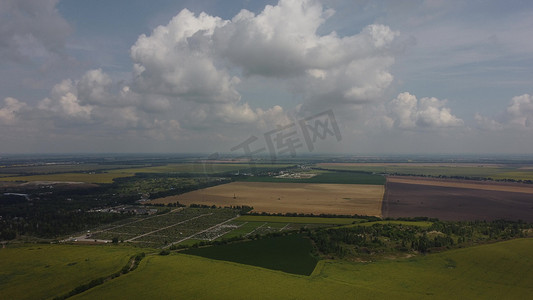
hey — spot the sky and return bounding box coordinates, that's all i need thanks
[1,0,533,155]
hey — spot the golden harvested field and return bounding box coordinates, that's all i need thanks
[151,182,384,216]
[387,176,533,194]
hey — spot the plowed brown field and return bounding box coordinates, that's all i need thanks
[383,178,533,221]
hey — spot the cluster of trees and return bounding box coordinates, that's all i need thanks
[246,211,381,221]
[0,172,239,241]
[0,182,141,240]
[188,204,253,215]
[308,220,531,258]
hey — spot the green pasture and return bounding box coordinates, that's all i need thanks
[73,238,533,299]
[493,171,533,181]
[0,244,138,300]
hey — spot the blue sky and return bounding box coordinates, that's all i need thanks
[1,0,533,154]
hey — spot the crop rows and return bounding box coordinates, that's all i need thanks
[90,208,238,247]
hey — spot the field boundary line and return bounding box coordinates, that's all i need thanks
[163,215,240,249]
[126,213,213,242]
[279,223,291,231]
[75,208,184,240]
[244,222,268,237]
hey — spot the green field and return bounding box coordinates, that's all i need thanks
[0,244,139,300]
[72,238,533,299]
[317,164,533,180]
[236,215,360,225]
[0,163,294,183]
[238,171,385,185]
[493,171,533,181]
[182,234,318,275]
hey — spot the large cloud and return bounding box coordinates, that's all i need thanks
[505,94,533,128]
[386,92,463,129]
[0,97,26,125]
[130,0,399,120]
[0,0,402,151]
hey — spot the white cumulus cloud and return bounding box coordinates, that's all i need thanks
[386,92,463,129]
[506,94,533,128]
[0,97,27,125]
[130,0,400,125]
[476,94,533,130]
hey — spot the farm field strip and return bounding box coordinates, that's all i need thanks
[163,215,240,248]
[236,215,360,224]
[387,176,533,194]
[0,163,294,183]
[75,209,183,240]
[89,208,239,246]
[383,181,533,221]
[126,213,213,242]
[107,163,294,175]
[152,182,384,215]
[215,221,331,241]
[0,163,149,175]
[216,221,265,240]
[238,170,385,185]
[244,222,268,237]
[319,162,533,182]
[0,172,134,184]
[335,220,433,229]
[319,162,508,167]
[279,223,291,231]
[193,224,242,241]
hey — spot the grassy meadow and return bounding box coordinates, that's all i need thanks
[0,244,139,300]
[71,238,533,299]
